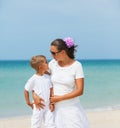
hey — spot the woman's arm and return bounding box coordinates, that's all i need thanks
[50,78,84,103]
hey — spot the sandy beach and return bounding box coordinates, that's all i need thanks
[87,110,120,128]
[0,110,120,128]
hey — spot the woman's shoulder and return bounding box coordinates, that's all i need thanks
[49,59,56,64]
[74,60,83,66]
[49,59,57,66]
[71,60,84,71]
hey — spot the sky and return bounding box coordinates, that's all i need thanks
[0,0,120,60]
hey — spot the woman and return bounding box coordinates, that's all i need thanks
[33,37,90,128]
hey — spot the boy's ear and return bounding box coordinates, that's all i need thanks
[38,65,42,69]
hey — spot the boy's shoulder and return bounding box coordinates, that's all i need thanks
[44,74,50,78]
[28,74,37,81]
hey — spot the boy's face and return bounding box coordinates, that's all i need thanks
[41,58,48,72]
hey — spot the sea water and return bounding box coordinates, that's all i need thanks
[0,59,120,118]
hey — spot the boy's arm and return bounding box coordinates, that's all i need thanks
[49,87,55,111]
[24,90,33,109]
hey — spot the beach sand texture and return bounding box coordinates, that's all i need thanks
[87,110,120,128]
[0,110,120,128]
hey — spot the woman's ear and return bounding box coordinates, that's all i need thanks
[61,50,65,54]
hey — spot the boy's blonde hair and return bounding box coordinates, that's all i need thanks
[30,55,46,71]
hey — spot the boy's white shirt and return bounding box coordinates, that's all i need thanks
[25,74,52,105]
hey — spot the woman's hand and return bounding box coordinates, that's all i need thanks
[50,95,62,104]
[32,91,45,109]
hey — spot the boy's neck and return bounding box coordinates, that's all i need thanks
[36,71,45,76]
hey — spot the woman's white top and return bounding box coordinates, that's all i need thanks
[49,59,84,106]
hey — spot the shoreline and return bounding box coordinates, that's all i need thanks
[0,110,120,128]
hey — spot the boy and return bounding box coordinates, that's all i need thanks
[24,55,55,128]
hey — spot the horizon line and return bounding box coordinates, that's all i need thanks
[0,58,120,61]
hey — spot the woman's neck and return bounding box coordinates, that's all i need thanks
[58,58,75,67]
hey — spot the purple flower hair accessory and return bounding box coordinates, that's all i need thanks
[63,37,74,48]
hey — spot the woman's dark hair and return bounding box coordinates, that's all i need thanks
[51,38,77,59]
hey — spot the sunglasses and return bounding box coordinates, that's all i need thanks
[50,50,61,55]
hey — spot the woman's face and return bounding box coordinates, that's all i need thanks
[50,45,63,61]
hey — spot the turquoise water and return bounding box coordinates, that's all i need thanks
[81,60,120,110]
[0,60,120,118]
